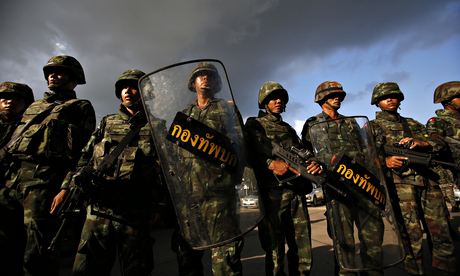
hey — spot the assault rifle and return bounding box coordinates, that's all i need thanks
[47,166,95,252]
[383,143,460,172]
[270,141,347,198]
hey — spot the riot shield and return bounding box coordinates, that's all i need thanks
[308,116,405,272]
[139,60,262,250]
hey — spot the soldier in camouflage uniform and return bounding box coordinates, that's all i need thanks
[171,62,244,276]
[0,81,34,276]
[62,69,174,275]
[245,81,322,275]
[426,81,460,212]
[1,55,96,276]
[301,81,384,276]
[369,82,456,275]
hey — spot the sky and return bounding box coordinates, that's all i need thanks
[2,0,460,135]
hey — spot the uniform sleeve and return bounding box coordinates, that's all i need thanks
[60,117,103,189]
[301,118,315,151]
[244,118,272,168]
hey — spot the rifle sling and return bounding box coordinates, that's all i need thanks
[94,123,145,176]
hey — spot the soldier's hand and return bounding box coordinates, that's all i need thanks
[268,159,289,176]
[305,160,323,175]
[50,189,68,215]
[385,156,408,169]
[399,137,430,149]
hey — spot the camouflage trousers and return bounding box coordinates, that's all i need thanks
[258,188,312,276]
[0,187,25,276]
[72,208,154,276]
[171,229,244,275]
[435,165,456,206]
[325,196,384,276]
[395,183,456,275]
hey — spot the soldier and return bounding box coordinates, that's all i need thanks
[245,81,321,275]
[0,81,34,276]
[369,82,456,275]
[171,62,244,276]
[426,81,460,212]
[301,81,384,276]
[3,55,96,276]
[55,69,173,275]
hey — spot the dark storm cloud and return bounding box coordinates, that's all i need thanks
[1,0,459,120]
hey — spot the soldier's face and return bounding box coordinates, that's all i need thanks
[0,94,26,115]
[194,73,217,94]
[450,97,460,110]
[47,68,75,90]
[120,84,140,106]
[378,96,400,111]
[266,97,284,114]
[324,95,342,110]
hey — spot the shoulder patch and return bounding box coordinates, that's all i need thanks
[427,117,437,124]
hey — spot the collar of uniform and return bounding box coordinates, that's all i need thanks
[0,111,21,124]
[375,110,401,122]
[318,111,344,121]
[118,105,133,121]
[436,109,460,120]
[259,110,282,122]
[43,90,77,103]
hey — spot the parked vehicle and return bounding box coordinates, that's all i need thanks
[453,186,460,212]
[306,183,324,206]
[241,194,259,208]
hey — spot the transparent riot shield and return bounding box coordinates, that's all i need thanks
[308,116,405,272]
[138,60,262,250]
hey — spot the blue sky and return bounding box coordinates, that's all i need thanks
[1,0,459,136]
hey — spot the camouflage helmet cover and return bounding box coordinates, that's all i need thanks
[258,81,289,109]
[371,82,404,105]
[314,81,346,103]
[433,81,460,104]
[187,62,222,93]
[43,55,86,84]
[115,69,146,98]
[0,81,35,106]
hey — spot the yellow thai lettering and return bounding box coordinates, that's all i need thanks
[180,129,191,143]
[190,134,199,147]
[358,175,370,188]
[352,173,360,184]
[337,164,347,175]
[208,143,221,158]
[171,124,182,138]
[219,148,230,163]
[344,169,353,179]
[198,137,209,152]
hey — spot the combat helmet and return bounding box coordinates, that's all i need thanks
[258,81,289,109]
[314,81,346,103]
[187,62,222,93]
[371,82,404,105]
[0,81,35,106]
[433,81,460,104]
[115,69,146,98]
[43,55,86,84]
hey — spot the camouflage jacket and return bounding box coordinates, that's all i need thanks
[180,98,243,197]
[71,105,169,223]
[426,109,460,183]
[370,110,443,186]
[245,110,304,188]
[5,90,95,189]
[0,112,21,148]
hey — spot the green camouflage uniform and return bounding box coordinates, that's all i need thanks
[70,105,174,275]
[172,98,243,276]
[370,110,456,275]
[426,109,460,209]
[1,112,25,276]
[302,112,384,276]
[246,110,313,276]
[3,89,95,276]
[0,81,34,276]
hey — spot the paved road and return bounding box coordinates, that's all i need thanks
[59,204,460,275]
[150,204,460,275]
